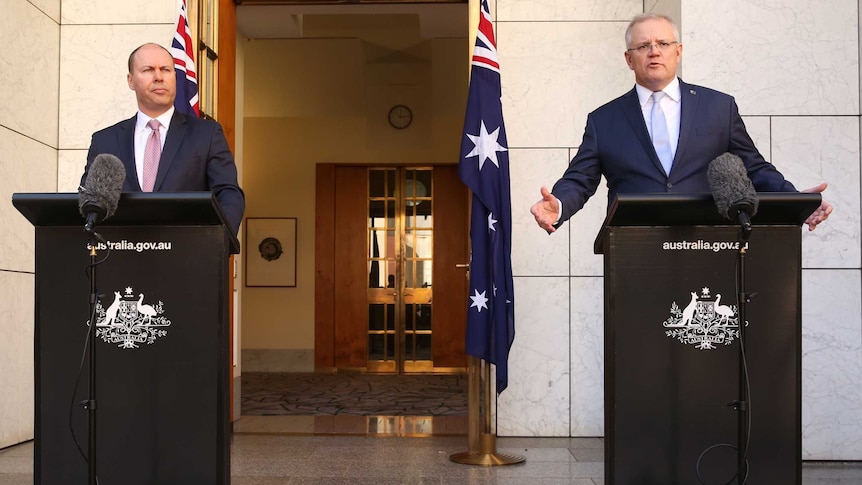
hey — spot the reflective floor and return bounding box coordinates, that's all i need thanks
[2,416,861,484]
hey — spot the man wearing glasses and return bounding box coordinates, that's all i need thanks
[530,13,832,232]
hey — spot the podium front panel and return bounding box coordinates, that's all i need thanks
[34,225,230,484]
[604,225,801,485]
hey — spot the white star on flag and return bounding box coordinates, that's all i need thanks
[469,289,489,313]
[465,120,508,171]
[488,212,498,232]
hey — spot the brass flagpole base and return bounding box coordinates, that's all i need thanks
[449,433,525,466]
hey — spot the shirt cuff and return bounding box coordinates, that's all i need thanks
[553,195,563,224]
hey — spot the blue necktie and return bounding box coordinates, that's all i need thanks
[650,91,673,176]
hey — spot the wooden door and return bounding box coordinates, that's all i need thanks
[315,165,468,372]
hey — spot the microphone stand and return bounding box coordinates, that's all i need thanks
[731,215,752,484]
[84,235,100,485]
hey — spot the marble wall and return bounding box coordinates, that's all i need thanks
[0,0,60,449]
[496,0,862,461]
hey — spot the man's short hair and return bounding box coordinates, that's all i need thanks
[624,13,680,48]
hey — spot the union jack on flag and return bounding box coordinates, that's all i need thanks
[171,0,199,116]
[459,0,515,393]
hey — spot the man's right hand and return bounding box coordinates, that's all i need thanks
[530,186,560,233]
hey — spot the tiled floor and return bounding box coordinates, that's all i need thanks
[3,418,862,485]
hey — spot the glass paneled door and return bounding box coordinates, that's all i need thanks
[367,168,434,373]
[317,163,466,373]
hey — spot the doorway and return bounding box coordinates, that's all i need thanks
[315,164,469,374]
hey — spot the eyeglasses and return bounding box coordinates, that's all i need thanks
[626,41,679,54]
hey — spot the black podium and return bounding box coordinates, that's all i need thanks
[595,193,820,485]
[13,192,238,485]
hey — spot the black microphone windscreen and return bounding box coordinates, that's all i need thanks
[79,154,126,221]
[707,152,759,220]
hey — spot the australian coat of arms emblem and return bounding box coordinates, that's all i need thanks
[90,287,171,349]
[663,287,741,350]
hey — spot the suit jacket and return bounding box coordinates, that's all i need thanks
[552,79,796,223]
[83,111,245,235]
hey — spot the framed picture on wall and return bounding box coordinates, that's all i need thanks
[245,217,297,287]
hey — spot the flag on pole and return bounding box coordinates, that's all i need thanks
[459,0,515,393]
[171,0,199,116]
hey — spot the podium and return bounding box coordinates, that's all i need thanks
[13,192,238,485]
[594,193,820,485]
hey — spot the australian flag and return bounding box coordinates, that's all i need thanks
[171,0,199,116]
[459,0,515,394]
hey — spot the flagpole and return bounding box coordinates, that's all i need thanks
[449,357,524,466]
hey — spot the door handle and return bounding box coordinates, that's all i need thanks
[455,263,470,269]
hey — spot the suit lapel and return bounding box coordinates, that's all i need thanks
[117,115,140,191]
[673,80,698,175]
[620,87,665,175]
[155,111,189,191]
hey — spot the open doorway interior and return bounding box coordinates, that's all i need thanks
[236,2,470,426]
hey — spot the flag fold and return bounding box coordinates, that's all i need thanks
[459,0,515,394]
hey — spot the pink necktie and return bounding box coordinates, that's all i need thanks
[142,119,162,192]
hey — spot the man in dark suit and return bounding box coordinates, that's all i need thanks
[531,13,831,232]
[81,43,245,235]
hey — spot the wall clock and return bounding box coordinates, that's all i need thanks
[388,104,413,129]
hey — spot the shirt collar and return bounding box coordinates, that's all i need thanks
[135,106,175,132]
[635,77,681,106]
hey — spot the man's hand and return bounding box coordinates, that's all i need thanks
[802,182,833,231]
[530,186,560,233]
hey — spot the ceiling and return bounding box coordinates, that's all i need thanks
[236,3,468,40]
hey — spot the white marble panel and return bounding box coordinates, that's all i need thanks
[682,0,858,116]
[740,116,771,161]
[0,127,57,273]
[801,269,862,460]
[0,272,35,448]
[771,117,861,269]
[510,148,570,277]
[59,149,88,192]
[30,0,61,22]
[569,277,604,436]
[498,276,570,436]
[59,24,176,150]
[62,0,174,25]
[498,22,634,149]
[1,0,60,147]
[568,156,607,277]
[497,0,640,21]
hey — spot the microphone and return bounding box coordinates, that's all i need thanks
[78,154,125,239]
[707,152,758,239]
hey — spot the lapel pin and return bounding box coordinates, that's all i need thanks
[690,89,696,95]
